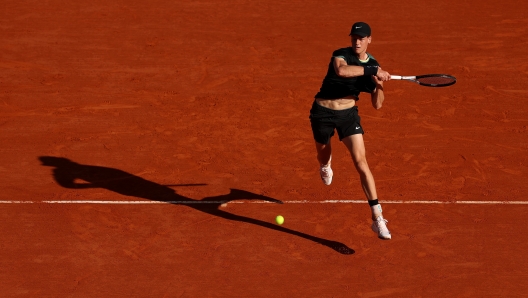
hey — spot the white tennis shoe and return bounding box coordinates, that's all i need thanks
[319,164,333,186]
[372,215,391,240]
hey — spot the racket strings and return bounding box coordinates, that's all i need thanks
[417,76,456,86]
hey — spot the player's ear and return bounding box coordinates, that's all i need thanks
[368,36,372,44]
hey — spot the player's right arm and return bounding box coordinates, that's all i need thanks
[333,57,365,77]
[333,57,391,81]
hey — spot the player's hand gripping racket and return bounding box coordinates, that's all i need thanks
[390,74,456,87]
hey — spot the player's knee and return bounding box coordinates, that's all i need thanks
[352,157,369,172]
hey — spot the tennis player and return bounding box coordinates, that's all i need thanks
[309,22,391,239]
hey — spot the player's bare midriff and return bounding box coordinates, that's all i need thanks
[315,96,357,110]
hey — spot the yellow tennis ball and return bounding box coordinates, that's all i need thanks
[275,215,284,225]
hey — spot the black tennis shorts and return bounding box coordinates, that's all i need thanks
[309,101,364,144]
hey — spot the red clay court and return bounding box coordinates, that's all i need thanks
[1,0,527,297]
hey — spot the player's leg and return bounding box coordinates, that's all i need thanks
[315,141,331,166]
[309,101,336,186]
[314,141,333,185]
[342,134,391,239]
[341,134,379,215]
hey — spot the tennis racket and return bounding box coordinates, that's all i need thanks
[390,74,456,87]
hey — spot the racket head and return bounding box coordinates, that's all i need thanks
[414,74,457,87]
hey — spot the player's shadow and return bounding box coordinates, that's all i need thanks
[38,156,354,255]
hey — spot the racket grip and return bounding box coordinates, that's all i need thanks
[390,75,417,80]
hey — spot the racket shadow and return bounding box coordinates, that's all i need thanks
[38,156,354,255]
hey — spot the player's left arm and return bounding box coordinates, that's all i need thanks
[371,76,384,109]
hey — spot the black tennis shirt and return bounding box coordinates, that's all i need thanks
[314,47,379,100]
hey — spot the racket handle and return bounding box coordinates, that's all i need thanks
[390,75,416,80]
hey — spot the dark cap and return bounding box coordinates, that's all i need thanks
[349,22,371,37]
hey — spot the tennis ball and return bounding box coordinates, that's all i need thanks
[275,215,284,225]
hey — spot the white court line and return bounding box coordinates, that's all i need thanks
[0,200,528,204]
